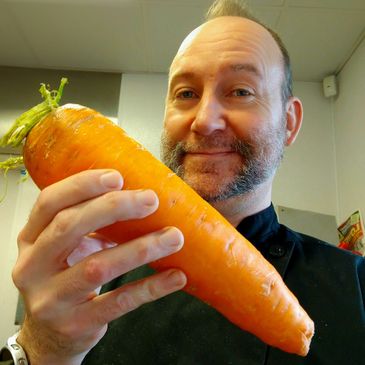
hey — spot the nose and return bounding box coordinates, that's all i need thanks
[191,93,226,135]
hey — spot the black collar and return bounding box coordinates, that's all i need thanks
[236,204,295,278]
[236,204,280,246]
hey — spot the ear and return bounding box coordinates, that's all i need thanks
[284,97,303,146]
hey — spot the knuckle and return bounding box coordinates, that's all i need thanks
[102,190,156,221]
[83,258,108,285]
[133,191,158,218]
[94,301,123,326]
[56,322,82,343]
[52,210,74,237]
[29,302,45,320]
[17,227,27,246]
[135,240,153,264]
[28,297,54,321]
[103,191,123,211]
[155,232,166,248]
[117,291,139,314]
[12,265,27,290]
[35,188,54,215]
[12,256,33,290]
[71,175,95,196]
[142,280,161,302]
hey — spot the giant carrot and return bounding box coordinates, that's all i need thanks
[0,79,314,356]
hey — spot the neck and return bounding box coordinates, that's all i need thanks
[211,180,273,227]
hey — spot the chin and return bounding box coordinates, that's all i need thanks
[183,174,232,202]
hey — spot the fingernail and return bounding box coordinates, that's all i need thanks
[160,227,184,249]
[100,171,123,189]
[136,189,158,207]
[167,270,186,288]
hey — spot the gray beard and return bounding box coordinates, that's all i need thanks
[160,125,286,203]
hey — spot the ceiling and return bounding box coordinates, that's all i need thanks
[0,0,364,82]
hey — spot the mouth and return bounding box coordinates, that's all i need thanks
[185,151,236,157]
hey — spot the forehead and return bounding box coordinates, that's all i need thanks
[170,17,282,83]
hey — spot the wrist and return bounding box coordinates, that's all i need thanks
[16,330,84,365]
[0,331,29,365]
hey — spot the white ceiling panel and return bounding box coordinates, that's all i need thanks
[142,0,212,5]
[0,0,364,81]
[149,0,285,9]
[248,0,285,6]
[144,2,207,73]
[277,7,365,81]
[0,1,39,67]
[250,5,282,28]
[287,0,365,10]
[4,0,139,5]
[5,0,147,72]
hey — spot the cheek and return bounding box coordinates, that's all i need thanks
[163,106,192,140]
[229,100,283,141]
[228,109,265,140]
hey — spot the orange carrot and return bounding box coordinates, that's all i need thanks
[0,80,314,356]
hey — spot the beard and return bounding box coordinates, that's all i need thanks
[160,120,286,203]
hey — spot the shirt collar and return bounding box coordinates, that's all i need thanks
[235,203,280,246]
[236,204,296,278]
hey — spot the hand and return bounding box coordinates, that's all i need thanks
[12,169,186,365]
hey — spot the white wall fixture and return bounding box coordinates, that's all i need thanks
[323,75,338,98]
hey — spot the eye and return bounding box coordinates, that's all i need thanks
[230,88,252,97]
[176,90,198,99]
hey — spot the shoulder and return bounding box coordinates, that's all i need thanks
[284,224,364,261]
[282,226,365,284]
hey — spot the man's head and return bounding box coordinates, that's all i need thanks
[205,0,293,105]
[161,0,302,205]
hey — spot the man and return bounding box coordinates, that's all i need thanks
[1,1,364,364]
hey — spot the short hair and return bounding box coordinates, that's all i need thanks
[205,0,293,103]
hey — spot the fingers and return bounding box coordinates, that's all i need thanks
[11,169,187,364]
[20,169,124,244]
[54,227,184,303]
[31,187,158,266]
[73,269,187,334]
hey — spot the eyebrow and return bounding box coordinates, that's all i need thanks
[168,71,197,91]
[229,63,262,79]
[168,63,262,88]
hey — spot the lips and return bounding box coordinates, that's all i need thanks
[186,148,235,153]
[183,151,238,162]
[186,151,235,156]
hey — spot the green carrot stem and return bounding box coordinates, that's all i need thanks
[0,77,68,148]
[0,157,27,203]
[0,156,24,170]
[0,78,67,202]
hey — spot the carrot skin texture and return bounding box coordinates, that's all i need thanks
[23,105,314,356]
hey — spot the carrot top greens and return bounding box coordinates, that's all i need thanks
[0,78,67,202]
[0,78,67,150]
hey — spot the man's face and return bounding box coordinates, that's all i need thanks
[161,16,287,203]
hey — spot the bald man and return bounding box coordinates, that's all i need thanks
[2,1,364,365]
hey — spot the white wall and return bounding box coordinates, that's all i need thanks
[333,38,365,223]
[118,73,168,159]
[0,167,26,341]
[0,67,121,345]
[273,82,337,217]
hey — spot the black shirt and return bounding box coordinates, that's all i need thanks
[82,204,365,365]
[2,205,363,365]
